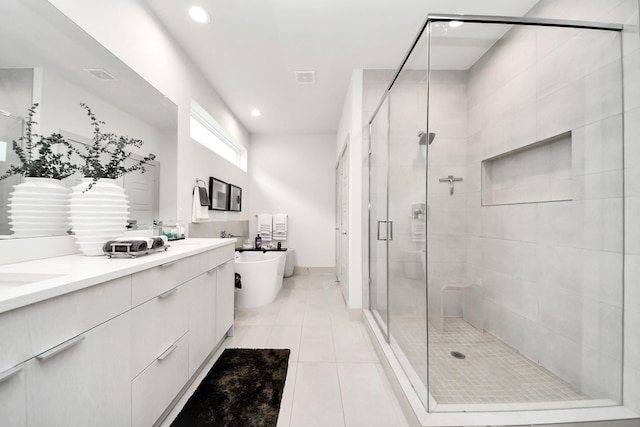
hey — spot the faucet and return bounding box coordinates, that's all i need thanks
[220,230,238,238]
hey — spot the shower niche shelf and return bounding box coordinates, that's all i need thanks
[481,131,573,206]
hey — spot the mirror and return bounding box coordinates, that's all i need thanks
[0,0,178,238]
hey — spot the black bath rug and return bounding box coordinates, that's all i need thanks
[170,348,290,427]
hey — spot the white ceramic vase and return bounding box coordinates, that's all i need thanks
[69,178,130,256]
[8,177,70,238]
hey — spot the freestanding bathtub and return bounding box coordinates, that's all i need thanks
[234,250,286,308]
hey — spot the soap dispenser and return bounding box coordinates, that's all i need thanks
[255,233,262,249]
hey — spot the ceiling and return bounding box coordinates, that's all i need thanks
[144,0,540,135]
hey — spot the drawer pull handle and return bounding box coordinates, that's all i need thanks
[158,344,177,361]
[158,287,178,299]
[207,267,218,274]
[0,365,23,384]
[160,260,178,268]
[37,335,85,362]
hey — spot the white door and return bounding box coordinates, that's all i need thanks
[123,160,159,226]
[335,160,342,282]
[336,138,349,302]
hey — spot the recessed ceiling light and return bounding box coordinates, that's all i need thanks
[251,109,261,117]
[189,6,210,24]
[449,20,464,28]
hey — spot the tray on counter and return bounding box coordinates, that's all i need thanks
[104,243,170,258]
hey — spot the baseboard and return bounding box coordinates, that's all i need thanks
[363,311,423,427]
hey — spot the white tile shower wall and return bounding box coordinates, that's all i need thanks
[425,72,469,319]
[625,253,640,409]
[482,136,572,206]
[466,4,628,403]
[624,0,640,404]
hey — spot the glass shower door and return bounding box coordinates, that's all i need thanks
[386,39,431,408]
[369,95,390,337]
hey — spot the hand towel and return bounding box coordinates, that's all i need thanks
[192,186,210,222]
[257,213,273,242]
[273,213,288,241]
[198,186,209,206]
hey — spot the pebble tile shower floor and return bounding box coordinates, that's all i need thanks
[392,316,588,405]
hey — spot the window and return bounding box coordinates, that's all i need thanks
[190,101,247,171]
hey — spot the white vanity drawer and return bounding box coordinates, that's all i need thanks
[25,275,131,361]
[131,333,189,427]
[26,312,132,427]
[131,254,205,307]
[131,283,188,376]
[0,363,26,427]
[0,308,31,373]
[203,244,235,270]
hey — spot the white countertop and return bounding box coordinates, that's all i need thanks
[0,238,235,314]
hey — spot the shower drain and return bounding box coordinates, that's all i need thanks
[450,351,466,359]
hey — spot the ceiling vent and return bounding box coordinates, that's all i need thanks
[295,70,315,84]
[84,68,118,81]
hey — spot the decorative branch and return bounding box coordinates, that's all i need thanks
[73,103,156,191]
[0,103,77,181]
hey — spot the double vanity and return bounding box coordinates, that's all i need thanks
[0,238,235,427]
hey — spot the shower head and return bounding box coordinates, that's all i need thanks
[418,131,436,145]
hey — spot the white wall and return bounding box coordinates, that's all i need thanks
[249,133,335,268]
[0,68,33,235]
[336,69,364,309]
[47,0,251,230]
[40,70,164,157]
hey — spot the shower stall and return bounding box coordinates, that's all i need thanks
[368,14,625,418]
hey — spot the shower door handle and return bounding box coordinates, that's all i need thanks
[376,220,393,241]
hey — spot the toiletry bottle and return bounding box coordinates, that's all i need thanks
[255,233,262,249]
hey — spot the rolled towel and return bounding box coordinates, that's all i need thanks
[151,237,166,249]
[114,236,154,248]
[103,240,148,253]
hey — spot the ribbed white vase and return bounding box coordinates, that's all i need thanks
[8,177,70,238]
[69,178,130,256]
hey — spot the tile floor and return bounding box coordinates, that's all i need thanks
[160,273,410,427]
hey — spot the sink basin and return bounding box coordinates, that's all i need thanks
[0,272,64,289]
